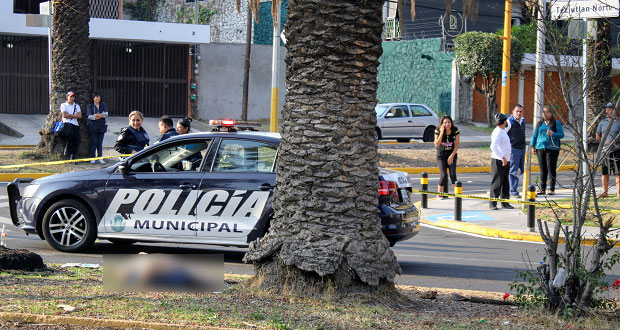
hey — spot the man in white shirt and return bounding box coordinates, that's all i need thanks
[61,91,82,160]
[490,113,514,210]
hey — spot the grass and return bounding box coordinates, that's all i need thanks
[1,266,619,329]
[535,197,620,228]
[461,122,495,134]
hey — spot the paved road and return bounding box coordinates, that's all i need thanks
[1,172,616,294]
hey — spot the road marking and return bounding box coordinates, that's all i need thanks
[420,223,545,245]
[0,202,8,208]
[394,252,529,265]
[0,216,12,225]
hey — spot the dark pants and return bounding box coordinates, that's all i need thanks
[437,154,457,193]
[490,158,510,206]
[536,148,559,192]
[89,130,105,157]
[64,124,80,157]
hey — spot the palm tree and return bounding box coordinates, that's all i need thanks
[586,19,612,139]
[37,0,91,156]
[244,0,478,296]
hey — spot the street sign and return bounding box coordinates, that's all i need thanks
[551,0,619,20]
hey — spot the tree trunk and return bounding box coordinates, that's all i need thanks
[586,19,611,139]
[37,0,91,157]
[243,0,400,297]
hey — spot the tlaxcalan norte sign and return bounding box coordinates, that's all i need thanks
[551,0,619,20]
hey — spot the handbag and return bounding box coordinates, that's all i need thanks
[52,121,65,136]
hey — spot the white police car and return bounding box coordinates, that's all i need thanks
[7,120,419,252]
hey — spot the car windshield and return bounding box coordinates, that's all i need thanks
[375,105,389,117]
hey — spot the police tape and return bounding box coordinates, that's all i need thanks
[0,154,132,169]
[411,188,620,215]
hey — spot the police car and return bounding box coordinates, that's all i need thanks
[7,120,419,253]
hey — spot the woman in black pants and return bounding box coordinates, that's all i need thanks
[530,106,564,195]
[434,115,460,199]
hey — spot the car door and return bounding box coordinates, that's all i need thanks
[380,105,413,138]
[101,139,213,240]
[197,137,277,245]
[409,104,435,136]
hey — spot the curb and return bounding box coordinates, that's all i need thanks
[415,201,610,246]
[0,312,240,330]
[0,173,54,181]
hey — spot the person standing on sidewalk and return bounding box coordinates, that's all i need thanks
[530,106,564,195]
[61,91,82,160]
[490,113,514,210]
[86,92,108,164]
[507,104,526,198]
[596,102,620,198]
[434,115,460,199]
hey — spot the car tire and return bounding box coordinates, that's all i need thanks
[396,138,410,143]
[42,199,97,253]
[423,127,435,142]
[375,128,382,140]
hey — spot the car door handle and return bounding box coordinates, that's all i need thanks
[259,183,275,191]
[408,120,412,123]
[179,183,196,190]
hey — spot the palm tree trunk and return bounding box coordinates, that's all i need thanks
[586,19,611,139]
[37,0,91,157]
[244,0,400,296]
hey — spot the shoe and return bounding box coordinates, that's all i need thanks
[441,196,449,200]
[489,204,498,210]
[97,159,106,164]
[90,160,96,164]
[510,193,521,198]
[599,192,608,198]
[546,191,555,195]
[502,204,515,209]
[536,189,545,195]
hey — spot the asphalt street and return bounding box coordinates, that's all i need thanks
[1,172,617,294]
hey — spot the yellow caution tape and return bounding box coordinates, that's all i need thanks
[412,188,620,215]
[0,154,132,169]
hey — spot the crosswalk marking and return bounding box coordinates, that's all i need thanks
[0,202,8,208]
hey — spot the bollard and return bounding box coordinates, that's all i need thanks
[454,181,462,221]
[527,185,536,232]
[421,172,428,209]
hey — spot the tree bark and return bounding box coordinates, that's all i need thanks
[37,0,91,157]
[244,0,400,296]
[586,19,611,139]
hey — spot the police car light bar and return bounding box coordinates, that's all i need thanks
[209,119,262,132]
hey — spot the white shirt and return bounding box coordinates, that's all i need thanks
[61,102,81,126]
[491,121,511,161]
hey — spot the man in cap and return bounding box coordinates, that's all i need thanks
[489,112,514,210]
[596,102,620,198]
[60,91,82,160]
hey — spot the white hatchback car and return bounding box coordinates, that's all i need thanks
[375,103,440,142]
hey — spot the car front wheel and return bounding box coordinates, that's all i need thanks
[42,199,97,253]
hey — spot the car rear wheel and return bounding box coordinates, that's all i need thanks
[423,126,435,142]
[42,199,97,253]
[375,128,382,140]
[396,138,410,143]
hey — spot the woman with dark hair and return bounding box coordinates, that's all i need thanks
[176,117,193,135]
[434,115,460,199]
[530,106,564,195]
[87,92,108,164]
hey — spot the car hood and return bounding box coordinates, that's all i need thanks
[32,168,110,184]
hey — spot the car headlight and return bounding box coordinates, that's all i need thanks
[22,184,40,198]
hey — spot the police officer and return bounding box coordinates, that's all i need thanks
[157,115,179,143]
[115,111,150,154]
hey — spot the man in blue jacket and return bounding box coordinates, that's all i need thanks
[507,104,526,198]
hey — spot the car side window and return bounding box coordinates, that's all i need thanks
[387,106,409,118]
[212,139,277,173]
[128,141,211,173]
[410,105,432,117]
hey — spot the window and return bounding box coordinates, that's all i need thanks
[387,106,409,118]
[129,141,210,173]
[410,105,432,117]
[212,139,277,173]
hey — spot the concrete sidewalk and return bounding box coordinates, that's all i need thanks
[418,188,615,244]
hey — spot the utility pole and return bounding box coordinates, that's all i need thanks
[499,0,512,115]
[270,0,281,132]
[242,6,252,121]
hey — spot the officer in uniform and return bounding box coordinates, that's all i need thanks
[115,110,150,154]
[157,115,179,143]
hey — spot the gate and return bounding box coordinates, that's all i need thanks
[0,37,188,118]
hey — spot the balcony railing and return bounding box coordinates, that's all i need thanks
[384,18,400,40]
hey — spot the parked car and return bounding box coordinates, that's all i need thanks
[375,103,440,142]
[7,121,419,252]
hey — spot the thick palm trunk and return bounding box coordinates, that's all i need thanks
[244,0,400,296]
[37,0,91,156]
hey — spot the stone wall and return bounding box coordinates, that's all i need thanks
[253,0,288,45]
[209,0,250,43]
[377,38,453,116]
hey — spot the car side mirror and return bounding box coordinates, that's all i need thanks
[118,162,129,175]
[385,113,394,118]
